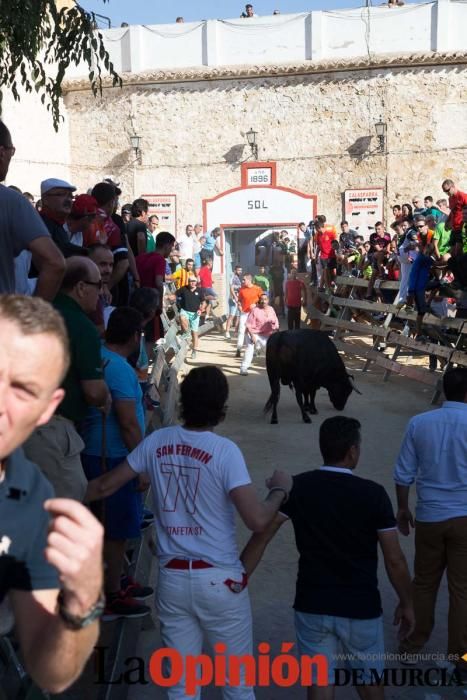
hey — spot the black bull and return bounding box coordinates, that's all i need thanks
[264,329,360,424]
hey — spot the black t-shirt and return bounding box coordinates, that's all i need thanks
[0,449,59,603]
[280,469,396,619]
[127,219,147,257]
[110,213,130,307]
[177,286,204,312]
[110,213,129,262]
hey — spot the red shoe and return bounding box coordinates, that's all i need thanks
[102,592,151,621]
[120,575,154,600]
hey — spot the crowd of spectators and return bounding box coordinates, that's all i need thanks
[284,185,467,339]
[2,111,467,695]
[0,119,183,625]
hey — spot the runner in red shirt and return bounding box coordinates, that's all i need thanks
[285,268,307,330]
[315,220,337,291]
[197,258,218,319]
[442,179,467,255]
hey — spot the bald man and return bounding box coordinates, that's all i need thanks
[23,257,110,501]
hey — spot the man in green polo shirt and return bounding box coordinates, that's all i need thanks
[24,257,110,501]
[433,219,452,261]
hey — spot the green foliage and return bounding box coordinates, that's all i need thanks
[0,0,121,130]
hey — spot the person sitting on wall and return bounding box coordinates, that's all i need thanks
[201,227,223,263]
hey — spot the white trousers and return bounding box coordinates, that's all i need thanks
[157,566,255,699]
[397,258,412,303]
[240,334,268,372]
[236,312,249,350]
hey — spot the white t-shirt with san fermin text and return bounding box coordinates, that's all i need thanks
[127,425,251,567]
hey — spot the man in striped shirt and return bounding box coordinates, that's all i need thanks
[171,258,195,290]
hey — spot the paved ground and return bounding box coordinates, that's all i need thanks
[128,328,465,700]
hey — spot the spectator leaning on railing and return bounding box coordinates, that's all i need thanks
[81,307,153,621]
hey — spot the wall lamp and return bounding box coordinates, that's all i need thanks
[374,118,387,153]
[130,133,142,160]
[246,128,259,160]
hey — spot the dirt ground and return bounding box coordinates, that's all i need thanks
[129,328,463,700]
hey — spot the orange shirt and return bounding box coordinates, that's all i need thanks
[238,285,263,313]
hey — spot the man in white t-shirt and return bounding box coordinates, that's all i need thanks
[86,365,291,699]
[178,224,195,264]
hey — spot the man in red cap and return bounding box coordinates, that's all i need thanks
[64,194,98,248]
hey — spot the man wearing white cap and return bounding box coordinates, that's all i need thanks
[0,120,65,299]
[40,178,88,258]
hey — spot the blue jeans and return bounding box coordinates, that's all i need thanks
[295,612,384,684]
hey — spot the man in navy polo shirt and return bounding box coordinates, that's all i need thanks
[242,416,414,698]
[0,295,104,693]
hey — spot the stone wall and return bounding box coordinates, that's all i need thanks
[65,59,467,227]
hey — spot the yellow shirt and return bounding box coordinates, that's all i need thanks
[172,268,191,289]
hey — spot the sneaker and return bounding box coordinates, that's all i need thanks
[102,592,151,621]
[396,300,406,309]
[121,576,154,601]
[225,331,231,339]
[235,349,241,358]
[191,350,197,359]
[240,369,248,376]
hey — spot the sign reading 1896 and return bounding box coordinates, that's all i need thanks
[247,167,272,186]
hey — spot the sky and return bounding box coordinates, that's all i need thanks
[82,0,368,27]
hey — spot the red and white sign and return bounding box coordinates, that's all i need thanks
[344,188,384,238]
[141,194,177,237]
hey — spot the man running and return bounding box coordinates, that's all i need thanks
[240,293,279,376]
[235,273,263,358]
[177,276,207,360]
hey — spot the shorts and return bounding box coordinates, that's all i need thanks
[201,287,217,299]
[193,253,202,269]
[81,454,143,540]
[295,612,384,684]
[180,308,200,332]
[200,249,214,263]
[410,288,430,315]
[228,298,240,315]
[320,257,336,270]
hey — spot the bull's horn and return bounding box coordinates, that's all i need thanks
[348,375,362,395]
